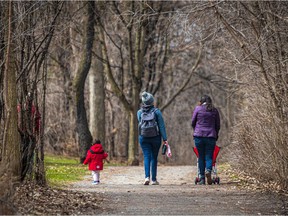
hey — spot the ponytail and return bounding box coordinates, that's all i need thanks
[200,95,214,111]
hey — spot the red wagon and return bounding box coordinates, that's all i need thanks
[193,145,221,184]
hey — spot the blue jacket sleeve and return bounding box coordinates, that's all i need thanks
[137,110,142,122]
[155,109,167,141]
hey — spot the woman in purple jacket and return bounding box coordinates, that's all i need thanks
[191,95,220,185]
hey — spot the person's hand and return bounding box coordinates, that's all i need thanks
[161,142,167,155]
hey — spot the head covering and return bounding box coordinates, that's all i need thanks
[141,91,154,105]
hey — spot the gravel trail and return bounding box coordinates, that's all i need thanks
[71,165,287,215]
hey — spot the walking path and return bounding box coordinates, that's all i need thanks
[71,165,287,215]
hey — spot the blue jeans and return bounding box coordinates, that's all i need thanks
[194,137,216,179]
[139,135,161,181]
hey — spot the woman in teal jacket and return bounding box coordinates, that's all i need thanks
[137,92,168,185]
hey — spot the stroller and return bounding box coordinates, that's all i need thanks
[193,145,221,184]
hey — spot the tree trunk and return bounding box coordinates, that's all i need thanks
[127,108,139,165]
[127,17,145,165]
[0,2,20,214]
[89,69,96,136]
[34,61,48,186]
[0,2,4,125]
[2,0,20,182]
[89,26,106,148]
[73,1,95,162]
[107,98,116,158]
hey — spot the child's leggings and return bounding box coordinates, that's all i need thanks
[92,170,100,182]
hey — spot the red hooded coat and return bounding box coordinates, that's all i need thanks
[83,143,108,171]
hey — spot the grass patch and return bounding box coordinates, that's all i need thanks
[218,162,241,181]
[218,162,231,172]
[45,155,125,188]
[45,155,89,188]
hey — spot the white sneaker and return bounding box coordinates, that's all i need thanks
[92,181,99,185]
[144,177,150,185]
[151,181,159,185]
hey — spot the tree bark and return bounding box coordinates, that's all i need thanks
[73,1,95,162]
[127,11,145,165]
[89,25,106,148]
[0,1,20,214]
[2,0,20,182]
[0,2,4,125]
[34,60,48,186]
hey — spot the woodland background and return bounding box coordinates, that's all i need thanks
[0,1,287,213]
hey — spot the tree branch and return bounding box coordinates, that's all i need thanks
[98,22,132,112]
[160,45,202,112]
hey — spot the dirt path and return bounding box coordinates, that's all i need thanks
[71,165,287,215]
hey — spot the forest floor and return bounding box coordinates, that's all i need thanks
[14,165,288,215]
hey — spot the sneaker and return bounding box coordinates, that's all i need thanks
[151,181,159,185]
[92,181,99,185]
[205,171,212,185]
[144,177,150,185]
[195,177,205,185]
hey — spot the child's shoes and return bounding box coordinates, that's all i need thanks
[92,181,100,185]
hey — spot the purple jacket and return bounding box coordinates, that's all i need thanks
[191,105,220,138]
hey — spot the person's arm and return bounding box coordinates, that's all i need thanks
[215,108,220,138]
[83,151,91,165]
[103,152,108,159]
[191,106,199,129]
[155,109,167,141]
[137,109,142,122]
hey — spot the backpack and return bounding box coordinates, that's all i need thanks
[139,108,159,137]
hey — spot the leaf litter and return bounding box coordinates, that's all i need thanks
[13,182,104,215]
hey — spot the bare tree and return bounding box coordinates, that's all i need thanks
[15,2,63,181]
[73,1,95,162]
[97,1,203,164]
[45,4,76,155]
[0,2,20,214]
[89,22,106,148]
[213,1,288,190]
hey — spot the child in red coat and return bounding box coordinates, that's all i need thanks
[83,139,108,185]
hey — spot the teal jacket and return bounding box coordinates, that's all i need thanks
[137,105,167,141]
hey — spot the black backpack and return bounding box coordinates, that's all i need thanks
[139,108,159,137]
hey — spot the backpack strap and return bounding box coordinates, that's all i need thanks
[151,107,158,113]
[151,108,158,121]
[140,107,158,122]
[141,107,158,114]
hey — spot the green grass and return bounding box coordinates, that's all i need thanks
[45,155,89,188]
[45,155,125,188]
[218,162,231,172]
[218,162,241,180]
